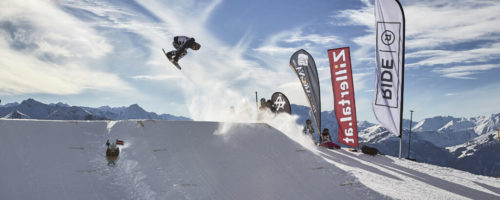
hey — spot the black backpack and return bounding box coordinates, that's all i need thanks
[361,145,379,156]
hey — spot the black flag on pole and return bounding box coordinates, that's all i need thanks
[271,92,291,114]
[289,49,321,142]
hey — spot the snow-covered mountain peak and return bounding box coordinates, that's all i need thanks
[437,118,476,133]
[446,130,499,160]
[413,116,459,131]
[357,120,375,130]
[473,113,500,134]
[2,110,30,119]
[358,124,395,143]
[50,102,70,107]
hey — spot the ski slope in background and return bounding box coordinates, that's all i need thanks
[0,119,499,199]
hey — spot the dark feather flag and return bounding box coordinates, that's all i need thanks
[289,49,321,142]
[271,92,291,114]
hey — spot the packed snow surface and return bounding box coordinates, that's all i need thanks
[0,119,499,200]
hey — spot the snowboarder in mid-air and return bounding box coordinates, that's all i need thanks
[162,36,201,70]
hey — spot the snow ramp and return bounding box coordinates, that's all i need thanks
[1,119,499,200]
[0,119,381,199]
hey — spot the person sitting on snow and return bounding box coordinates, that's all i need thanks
[319,128,340,149]
[321,128,332,143]
[106,140,120,165]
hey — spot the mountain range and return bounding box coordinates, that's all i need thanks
[0,98,190,121]
[291,104,500,177]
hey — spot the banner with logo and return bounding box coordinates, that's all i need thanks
[271,92,291,114]
[328,47,359,148]
[289,49,321,140]
[373,0,405,137]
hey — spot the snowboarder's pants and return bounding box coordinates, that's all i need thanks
[167,50,187,61]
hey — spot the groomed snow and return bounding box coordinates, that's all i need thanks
[0,119,499,200]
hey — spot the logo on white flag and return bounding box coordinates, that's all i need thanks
[381,30,395,45]
[376,22,401,108]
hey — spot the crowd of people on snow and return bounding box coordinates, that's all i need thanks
[301,118,380,154]
[258,96,379,154]
[301,118,339,149]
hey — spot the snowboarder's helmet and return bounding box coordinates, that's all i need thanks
[322,128,330,136]
[191,43,201,50]
[306,119,312,124]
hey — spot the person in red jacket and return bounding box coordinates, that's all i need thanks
[320,128,340,149]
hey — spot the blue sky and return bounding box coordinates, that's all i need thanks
[1,0,499,122]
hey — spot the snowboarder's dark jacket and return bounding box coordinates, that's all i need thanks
[173,36,196,51]
[303,123,314,136]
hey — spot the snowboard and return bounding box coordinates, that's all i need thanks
[162,48,181,70]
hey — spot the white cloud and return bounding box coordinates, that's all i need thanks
[254,28,341,56]
[0,0,130,95]
[334,0,500,71]
[407,42,500,67]
[10,0,498,122]
[0,42,130,95]
[422,82,500,118]
[253,45,297,56]
[0,0,112,60]
[251,24,374,113]
[328,0,375,68]
[404,0,500,49]
[433,64,500,79]
[338,0,500,49]
[331,0,374,27]
[130,74,182,81]
[285,33,341,44]
[351,34,375,66]
[352,72,371,92]
[252,28,303,57]
[114,0,289,121]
